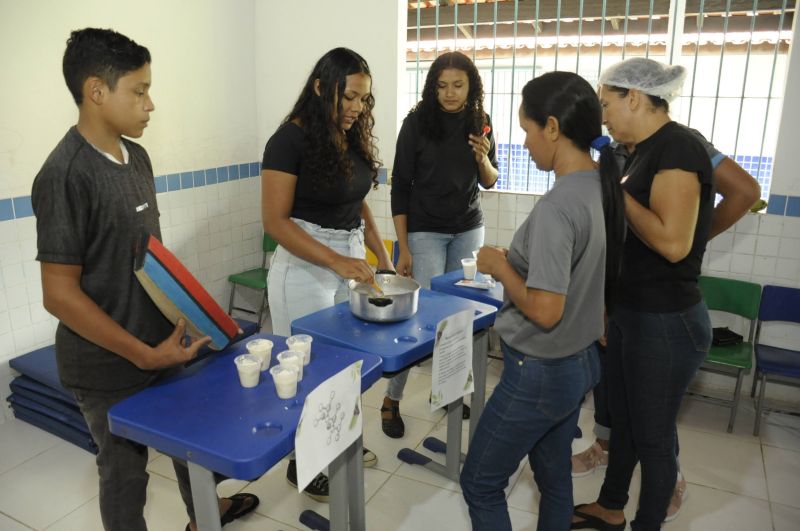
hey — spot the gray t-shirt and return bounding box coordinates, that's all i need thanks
[32,127,172,394]
[494,170,606,359]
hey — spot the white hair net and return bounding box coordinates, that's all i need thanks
[599,58,687,102]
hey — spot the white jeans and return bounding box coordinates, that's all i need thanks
[268,218,366,337]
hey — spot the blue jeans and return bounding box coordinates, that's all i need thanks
[591,344,682,462]
[461,341,601,531]
[385,226,484,400]
[598,301,710,531]
[268,218,365,337]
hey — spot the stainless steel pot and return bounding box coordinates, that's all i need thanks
[348,270,420,322]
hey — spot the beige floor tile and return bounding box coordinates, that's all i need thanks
[664,481,773,531]
[0,417,62,475]
[677,395,762,443]
[0,442,97,530]
[360,406,437,475]
[763,445,800,508]
[0,513,30,531]
[677,426,768,499]
[758,410,800,452]
[365,474,471,531]
[771,501,800,531]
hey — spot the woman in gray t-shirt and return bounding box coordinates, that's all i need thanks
[459,72,625,531]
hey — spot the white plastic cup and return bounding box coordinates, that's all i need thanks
[246,338,273,371]
[277,350,304,381]
[270,365,299,399]
[286,334,313,365]
[461,258,477,280]
[234,354,261,388]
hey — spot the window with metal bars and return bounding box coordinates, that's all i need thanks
[404,0,795,198]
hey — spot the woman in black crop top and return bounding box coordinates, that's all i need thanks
[260,47,393,502]
[573,58,714,531]
[382,52,499,439]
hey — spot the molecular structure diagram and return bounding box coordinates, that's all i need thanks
[313,391,344,445]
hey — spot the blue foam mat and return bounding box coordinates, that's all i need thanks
[8,384,88,435]
[10,375,77,407]
[8,394,90,435]
[11,404,97,455]
[8,345,73,402]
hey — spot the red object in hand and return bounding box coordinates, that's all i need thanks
[482,125,491,136]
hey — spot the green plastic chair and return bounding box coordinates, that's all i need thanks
[695,275,761,432]
[227,234,278,329]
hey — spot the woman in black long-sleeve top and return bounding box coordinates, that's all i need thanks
[382,52,499,439]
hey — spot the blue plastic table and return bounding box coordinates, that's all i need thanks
[292,289,497,482]
[108,333,382,531]
[430,270,504,309]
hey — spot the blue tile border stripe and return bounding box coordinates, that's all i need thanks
[5,164,407,223]
[766,194,787,215]
[0,161,260,222]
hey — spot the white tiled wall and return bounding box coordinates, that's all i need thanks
[0,175,264,421]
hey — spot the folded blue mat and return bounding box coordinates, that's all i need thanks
[8,345,73,402]
[10,375,77,408]
[11,403,98,454]
[9,379,88,433]
[7,319,256,454]
[8,394,90,435]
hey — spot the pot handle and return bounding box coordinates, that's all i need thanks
[376,269,397,275]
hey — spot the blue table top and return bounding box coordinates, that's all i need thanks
[108,333,382,480]
[430,270,505,309]
[291,289,497,372]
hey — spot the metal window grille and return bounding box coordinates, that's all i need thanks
[405,0,795,198]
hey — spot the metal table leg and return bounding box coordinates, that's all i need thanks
[345,435,366,531]
[469,330,488,442]
[188,461,222,531]
[299,436,365,531]
[397,329,489,481]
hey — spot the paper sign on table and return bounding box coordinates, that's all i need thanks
[295,361,363,492]
[431,310,474,411]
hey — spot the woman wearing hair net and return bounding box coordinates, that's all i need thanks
[571,58,714,531]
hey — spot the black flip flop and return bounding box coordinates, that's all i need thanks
[570,503,626,530]
[220,492,260,526]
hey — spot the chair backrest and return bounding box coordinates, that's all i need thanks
[758,285,800,325]
[263,234,278,253]
[365,240,395,267]
[698,275,762,320]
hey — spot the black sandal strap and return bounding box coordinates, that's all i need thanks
[380,405,400,416]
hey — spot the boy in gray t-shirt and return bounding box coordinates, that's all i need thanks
[31,28,257,531]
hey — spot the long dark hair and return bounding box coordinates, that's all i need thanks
[285,48,380,189]
[521,72,625,311]
[412,52,486,141]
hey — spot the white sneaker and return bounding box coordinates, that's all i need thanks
[664,472,688,522]
[571,442,609,478]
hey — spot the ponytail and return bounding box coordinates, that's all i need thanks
[593,136,625,313]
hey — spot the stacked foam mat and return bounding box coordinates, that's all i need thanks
[7,318,259,454]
